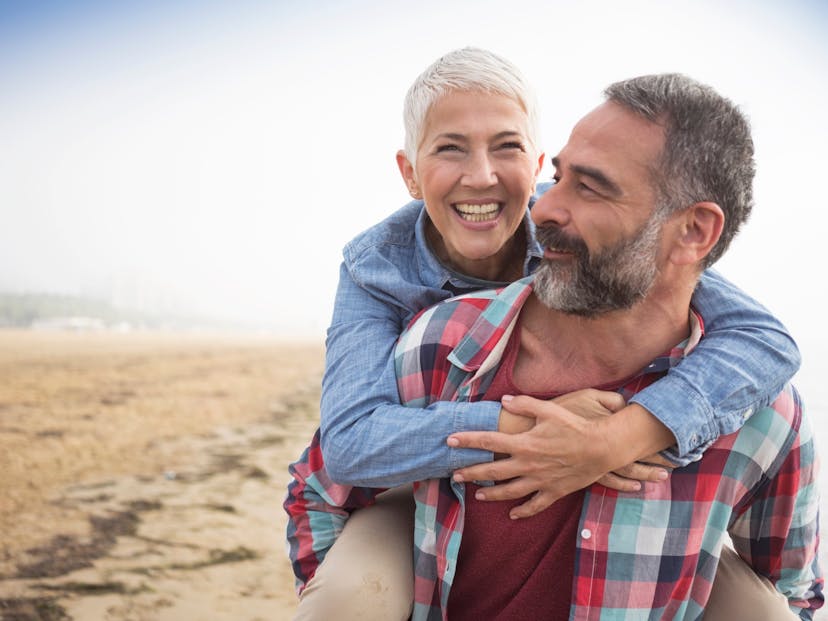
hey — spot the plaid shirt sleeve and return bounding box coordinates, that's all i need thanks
[283,428,384,594]
[728,385,823,619]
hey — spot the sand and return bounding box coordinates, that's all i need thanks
[0,329,324,620]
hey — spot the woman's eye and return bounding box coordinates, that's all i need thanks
[498,141,525,151]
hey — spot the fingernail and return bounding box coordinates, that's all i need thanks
[453,473,464,483]
[657,470,669,480]
[501,394,514,404]
[447,437,459,447]
[510,512,519,520]
[475,490,485,500]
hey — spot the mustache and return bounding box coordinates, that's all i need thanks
[535,225,589,257]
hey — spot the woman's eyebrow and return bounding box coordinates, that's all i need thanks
[433,133,467,142]
[433,130,523,142]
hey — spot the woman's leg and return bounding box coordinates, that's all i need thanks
[292,485,414,621]
[704,545,797,620]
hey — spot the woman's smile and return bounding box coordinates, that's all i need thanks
[453,202,502,224]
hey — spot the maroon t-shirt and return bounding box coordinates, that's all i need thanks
[447,325,584,621]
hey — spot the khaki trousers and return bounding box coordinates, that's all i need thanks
[292,486,796,620]
[292,485,415,621]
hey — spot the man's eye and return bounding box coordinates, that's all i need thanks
[436,144,461,153]
[578,182,595,194]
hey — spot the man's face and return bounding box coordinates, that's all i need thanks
[531,101,668,316]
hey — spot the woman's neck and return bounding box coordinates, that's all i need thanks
[426,220,527,283]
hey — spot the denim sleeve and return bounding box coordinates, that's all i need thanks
[319,261,499,488]
[630,269,801,461]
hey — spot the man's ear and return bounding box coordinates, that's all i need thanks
[668,201,725,266]
[396,151,421,199]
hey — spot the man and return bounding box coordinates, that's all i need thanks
[390,74,821,619]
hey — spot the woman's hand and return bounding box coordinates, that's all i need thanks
[496,388,623,434]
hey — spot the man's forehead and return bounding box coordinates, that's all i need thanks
[555,101,665,173]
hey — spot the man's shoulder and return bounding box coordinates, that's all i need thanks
[396,289,502,354]
[396,278,533,358]
[394,290,504,406]
[745,384,803,439]
[724,383,807,473]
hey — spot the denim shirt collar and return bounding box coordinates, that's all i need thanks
[413,207,544,291]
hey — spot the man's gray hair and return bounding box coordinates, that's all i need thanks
[604,74,755,267]
[402,47,540,165]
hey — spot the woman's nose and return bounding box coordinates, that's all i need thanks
[461,150,497,188]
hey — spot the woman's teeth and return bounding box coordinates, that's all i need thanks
[454,203,500,222]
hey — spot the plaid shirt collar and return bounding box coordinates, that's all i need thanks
[446,276,704,378]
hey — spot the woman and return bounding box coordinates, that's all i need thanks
[286,48,800,620]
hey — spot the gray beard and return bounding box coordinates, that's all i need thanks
[533,216,663,318]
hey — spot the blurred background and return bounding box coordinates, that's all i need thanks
[1,0,826,409]
[1,2,826,617]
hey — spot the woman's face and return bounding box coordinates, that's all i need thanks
[398,90,543,280]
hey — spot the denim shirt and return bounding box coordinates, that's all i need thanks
[320,185,801,487]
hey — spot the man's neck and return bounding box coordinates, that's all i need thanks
[513,286,693,394]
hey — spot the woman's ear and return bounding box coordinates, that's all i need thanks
[532,151,546,194]
[396,150,421,199]
[668,201,725,266]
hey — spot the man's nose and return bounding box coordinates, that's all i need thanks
[461,150,497,188]
[531,184,571,228]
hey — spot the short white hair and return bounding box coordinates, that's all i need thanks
[402,47,540,164]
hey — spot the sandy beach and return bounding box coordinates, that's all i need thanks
[0,330,323,620]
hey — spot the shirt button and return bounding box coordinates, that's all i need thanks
[581,528,592,540]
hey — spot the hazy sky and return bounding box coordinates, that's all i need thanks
[1,1,826,359]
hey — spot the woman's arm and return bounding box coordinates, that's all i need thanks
[630,269,801,460]
[320,261,498,487]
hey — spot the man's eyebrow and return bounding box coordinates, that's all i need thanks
[551,156,623,198]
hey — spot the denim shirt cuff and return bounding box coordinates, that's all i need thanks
[629,373,720,461]
[449,400,501,470]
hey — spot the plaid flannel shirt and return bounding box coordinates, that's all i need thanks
[285,276,822,620]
